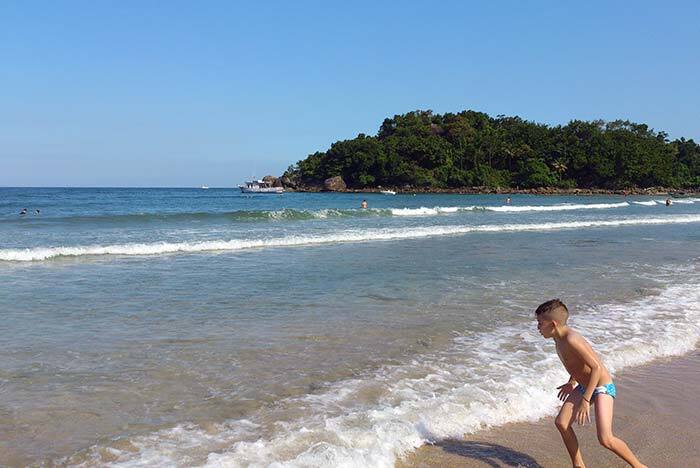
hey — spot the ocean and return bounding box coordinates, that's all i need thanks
[1,188,699,466]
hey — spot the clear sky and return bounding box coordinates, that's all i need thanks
[2,1,699,187]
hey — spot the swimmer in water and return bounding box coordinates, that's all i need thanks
[506,196,512,204]
[35,209,41,214]
[360,199,368,209]
[665,198,672,206]
[20,208,28,215]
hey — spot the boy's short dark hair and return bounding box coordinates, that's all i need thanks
[535,299,569,324]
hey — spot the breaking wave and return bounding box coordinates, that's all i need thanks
[4,214,700,262]
[632,201,657,206]
[389,201,629,216]
[1,208,392,224]
[2,201,640,225]
[65,275,700,467]
[481,201,630,212]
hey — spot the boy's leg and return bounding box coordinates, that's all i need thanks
[555,390,585,468]
[594,394,646,468]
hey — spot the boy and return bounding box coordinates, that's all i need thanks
[535,299,646,468]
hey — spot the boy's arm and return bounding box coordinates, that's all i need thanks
[566,334,601,403]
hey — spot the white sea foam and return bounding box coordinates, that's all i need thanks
[483,201,629,212]
[390,201,629,216]
[390,206,469,216]
[669,199,695,204]
[632,200,657,206]
[652,199,696,205]
[75,276,700,467]
[4,214,700,262]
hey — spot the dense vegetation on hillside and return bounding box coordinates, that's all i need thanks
[283,110,700,190]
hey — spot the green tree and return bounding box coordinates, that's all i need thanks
[289,109,699,190]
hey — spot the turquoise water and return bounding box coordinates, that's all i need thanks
[2,188,700,466]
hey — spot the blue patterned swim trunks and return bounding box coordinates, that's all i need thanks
[577,382,616,400]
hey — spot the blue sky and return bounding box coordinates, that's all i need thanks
[1,1,698,187]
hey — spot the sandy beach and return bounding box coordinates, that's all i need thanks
[400,349,700,467]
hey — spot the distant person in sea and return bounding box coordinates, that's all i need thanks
[535,299,647,468]
[506,196,512,204]
[20,208,27,215]
[360,199,367,209]
[665,198,672,206]
[35,209,41,214]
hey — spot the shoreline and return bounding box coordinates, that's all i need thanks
[285,186,699,196]
[399,348,700,467]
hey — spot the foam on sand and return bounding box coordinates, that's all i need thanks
[68,274,700,467]
[4,214,700,262]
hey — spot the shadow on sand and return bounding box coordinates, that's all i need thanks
[434,439,542,468]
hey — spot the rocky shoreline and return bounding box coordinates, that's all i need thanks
[305,186,697,196]
[264,174,698,196]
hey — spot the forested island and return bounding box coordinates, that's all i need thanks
[278,110,700,192]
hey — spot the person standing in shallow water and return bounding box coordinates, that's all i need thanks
[535,299,647,468]
[360,199,367,209]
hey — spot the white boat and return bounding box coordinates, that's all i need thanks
[201,185,209,189]
[239,179,284,194]
[380,190,396,195]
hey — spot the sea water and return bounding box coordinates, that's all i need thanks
[1,188,699,466]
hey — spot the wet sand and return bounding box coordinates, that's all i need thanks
[400,349,700,467]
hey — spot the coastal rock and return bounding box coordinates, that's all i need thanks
[323,176,347,191]
[262,175,284,188]
[279,175,297,189]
